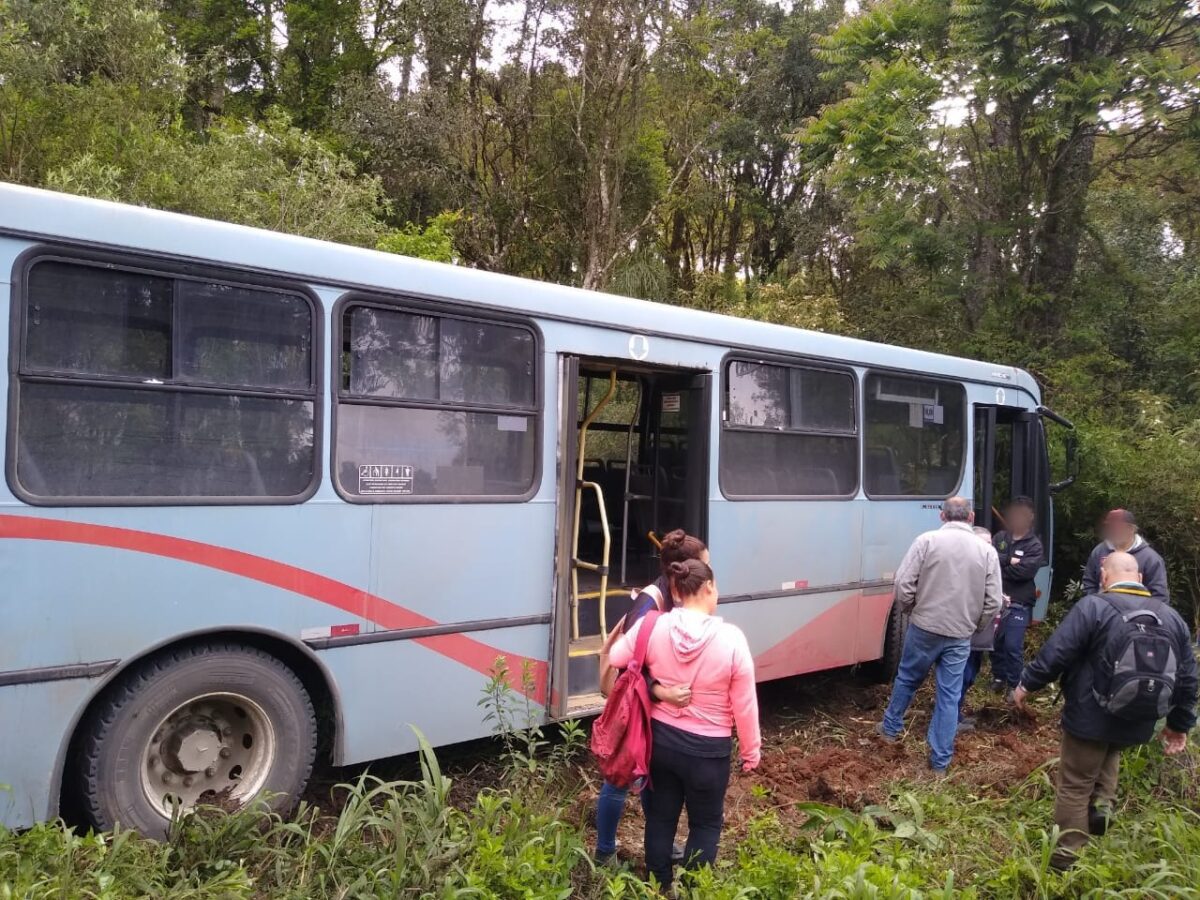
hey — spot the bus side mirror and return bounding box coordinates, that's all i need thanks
[1038,406,1078,493]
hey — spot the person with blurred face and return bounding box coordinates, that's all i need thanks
[989,497,1045,695]
[1081,509,1169,605]
[1013,551,1197,870]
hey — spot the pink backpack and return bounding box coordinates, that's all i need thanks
[590,610,661,790]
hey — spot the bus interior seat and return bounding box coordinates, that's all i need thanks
[436,465,484,495]
[866,447,901,494]
[796,466,839,495]
[924,467,961,495]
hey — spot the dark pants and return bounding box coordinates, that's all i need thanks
[643,744,731,887]
[991,605,1030,688]
[1054,731,1121,862]
[959,650,984,717]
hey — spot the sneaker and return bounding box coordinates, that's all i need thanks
[989,679,1005,694]
[1088,805,1111,836]
[671,842,686,862]
[956,719,976,734]
[874,721,899,743]
[594,849,617,867]
[928,766,949,780]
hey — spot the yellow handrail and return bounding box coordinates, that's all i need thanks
[570,370,617,640]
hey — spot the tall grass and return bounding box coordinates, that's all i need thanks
[2,669,1198,899]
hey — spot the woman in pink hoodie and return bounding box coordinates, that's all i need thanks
[608,557,761,888]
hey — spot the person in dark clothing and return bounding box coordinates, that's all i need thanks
[1081,508,1169,604]
[958,526,1007,732]
[989,496,1045,694]
[1013,551,1197,870]
[593,529,706,865]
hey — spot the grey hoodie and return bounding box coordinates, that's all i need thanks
[1081,535,1170,605]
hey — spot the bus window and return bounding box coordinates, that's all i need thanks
[335,303,538,500]
[14,258,317,502]
[864,373,965,497]
[720,359,858,497]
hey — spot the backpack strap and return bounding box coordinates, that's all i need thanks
[1101,592,1164,625]
[628,610,662,675]
[641,582,665,610]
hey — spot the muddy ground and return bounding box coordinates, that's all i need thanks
[583,670,1062,862]
[307,666,1064,865]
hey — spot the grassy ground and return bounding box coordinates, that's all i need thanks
[2,668,1199,899]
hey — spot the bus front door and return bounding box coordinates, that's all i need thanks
[551,358,710,716]
[973,406,1053,617]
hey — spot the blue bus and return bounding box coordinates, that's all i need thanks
[0,183,1073,835]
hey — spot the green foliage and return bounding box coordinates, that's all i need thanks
[46,111,389,245]
[3,724,1200,897]
[479,657,587,799]
[6,0,1200,614]
[377,211,461,262]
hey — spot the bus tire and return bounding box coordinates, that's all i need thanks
[77,642,317,838]
[875,602,908,683]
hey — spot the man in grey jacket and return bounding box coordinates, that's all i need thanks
[876,497,1004,773]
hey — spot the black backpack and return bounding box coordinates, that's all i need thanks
[1092,595,1178,721]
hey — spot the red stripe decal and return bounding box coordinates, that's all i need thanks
[0,514,547,701]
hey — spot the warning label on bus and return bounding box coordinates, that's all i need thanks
[358,464,415,495]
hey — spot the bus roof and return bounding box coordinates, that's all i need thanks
[0,182,1039,400]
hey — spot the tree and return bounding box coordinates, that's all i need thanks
[802,0,1200,332]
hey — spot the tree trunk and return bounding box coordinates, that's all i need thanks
[1029,129,1097,330]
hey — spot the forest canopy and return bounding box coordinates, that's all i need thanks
[3,0,1199,619]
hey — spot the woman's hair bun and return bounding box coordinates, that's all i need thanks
[666,560,689,576]
[660,529,686,550]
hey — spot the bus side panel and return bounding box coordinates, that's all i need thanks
[864,501,945,657]
[708,499,865,675]
[367,502,557,624]
[721,588,859,680]
[317,621,551,765]
[0,507,374,672]
[0,680,95,827]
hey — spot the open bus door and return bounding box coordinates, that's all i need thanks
[974,404,1076,620]
[550,357,710,717]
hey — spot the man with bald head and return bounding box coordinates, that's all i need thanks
[1015,551,1197,870]
[876,497,1004,774]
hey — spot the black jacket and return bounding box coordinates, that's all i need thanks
[1082,539,1169,605]
[992,530,1045,607]
[1020,587,1198,746]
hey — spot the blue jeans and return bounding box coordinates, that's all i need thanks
[959,650,984,717]
[597,780,649,856]
[991,605,1030,688]
[882,624,971,770]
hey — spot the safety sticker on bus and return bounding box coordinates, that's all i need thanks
[358,464,414,495]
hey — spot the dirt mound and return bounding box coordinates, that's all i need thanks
[601,670,1064,859]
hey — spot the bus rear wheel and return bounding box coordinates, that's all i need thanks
[874,601,909,683]
[77,642,317,838]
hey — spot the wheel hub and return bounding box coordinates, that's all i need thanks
[140,692,276,818]
[164,722,223,774]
